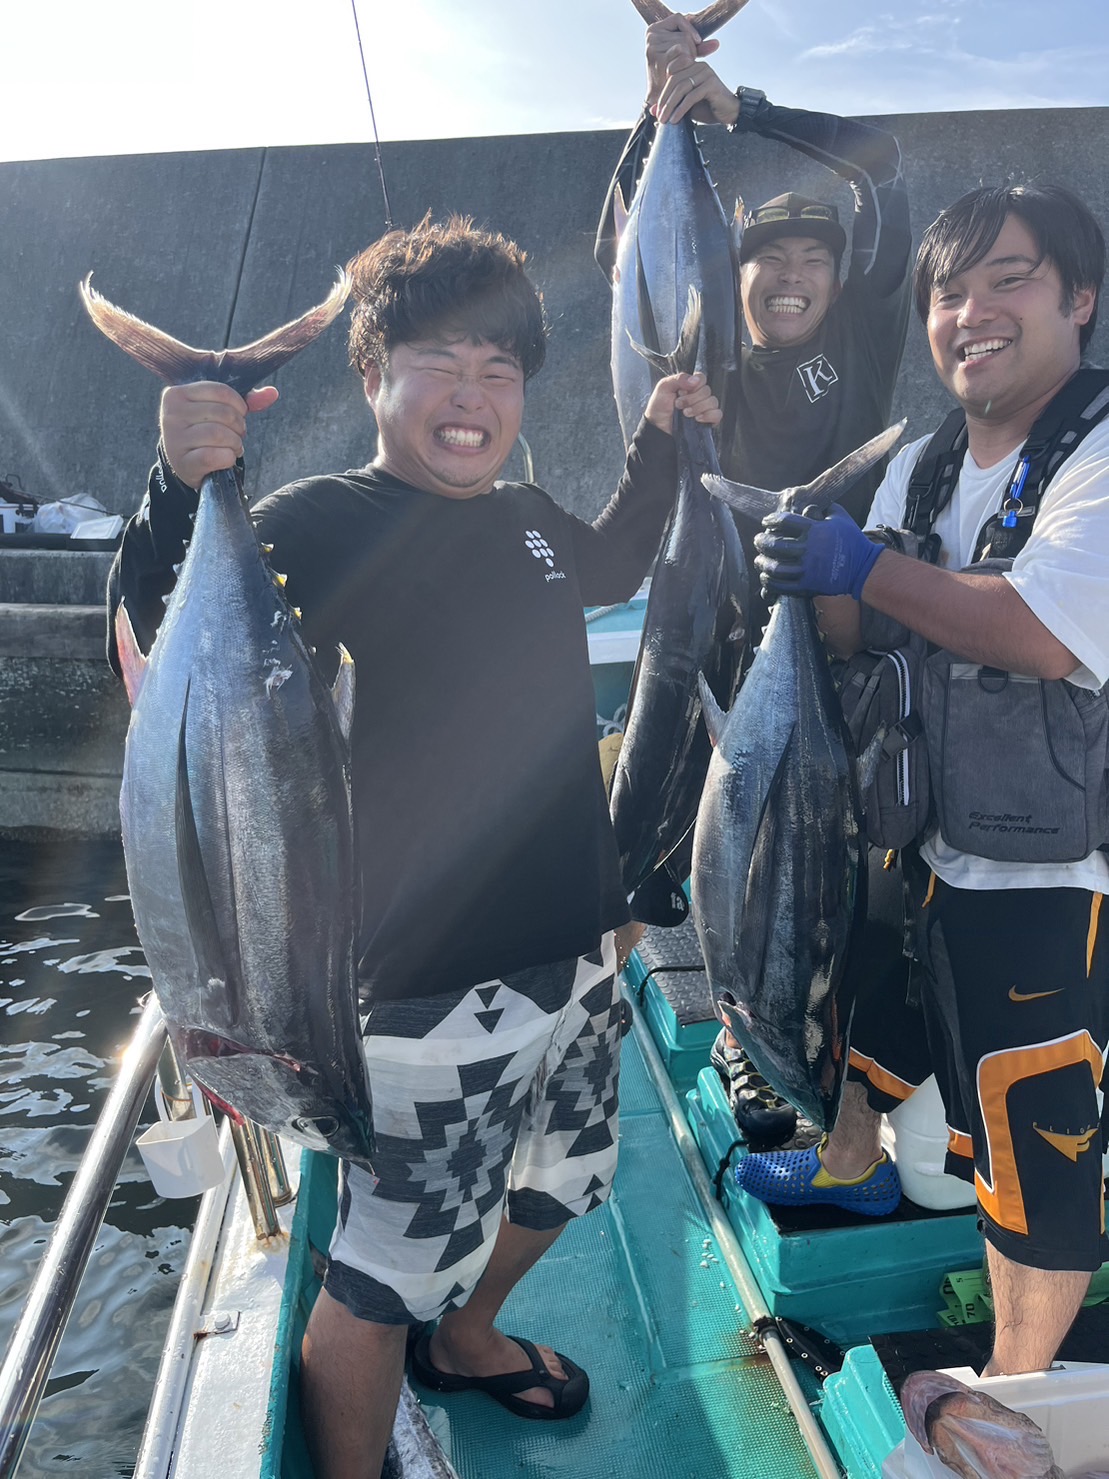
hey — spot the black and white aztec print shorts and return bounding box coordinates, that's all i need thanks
[324,935,620,1325]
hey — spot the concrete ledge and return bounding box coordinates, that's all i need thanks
[0,550,116,605]
[0,769,122,840]
[0,603,107,659]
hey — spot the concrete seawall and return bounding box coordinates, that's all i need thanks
[2,107,1107,835]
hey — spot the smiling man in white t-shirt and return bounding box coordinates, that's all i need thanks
[743,182,1109,1379]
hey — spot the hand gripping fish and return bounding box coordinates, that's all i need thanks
[601,0,747,446]
[609,289,748,895]
[81,275,375,1169]
[693,425,903,1130]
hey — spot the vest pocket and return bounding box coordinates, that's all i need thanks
[921,653,1108,863]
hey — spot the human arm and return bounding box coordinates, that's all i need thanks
[756,512,1081,679]
[739,100,910,298]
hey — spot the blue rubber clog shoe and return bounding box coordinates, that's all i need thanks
[735,1142,902,1217]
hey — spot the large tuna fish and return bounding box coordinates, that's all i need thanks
[603,0,747,445]
[609,290,748,895]
[81,275,375,1168]
[692,425,903,1129]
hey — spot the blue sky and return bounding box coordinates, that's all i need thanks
[7,0,1109,163]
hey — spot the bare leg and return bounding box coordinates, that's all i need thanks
[982,1244,1091,1375]
[429,1218,570,1410]
[819,1080,884,1179]
[300,1288,407,1479]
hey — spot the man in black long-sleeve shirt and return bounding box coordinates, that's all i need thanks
[108,216,722,1479]
[597,12,913,1147]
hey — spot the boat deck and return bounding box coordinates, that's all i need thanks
[278,1020,821,1479]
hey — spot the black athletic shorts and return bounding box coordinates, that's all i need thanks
[850,850,1109,1271]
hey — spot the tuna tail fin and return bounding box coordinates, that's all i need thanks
[789,421,907,515]
[79,272,351,396]
[629,0,751,39]
[629,286,702,378]
[702,473,778,524]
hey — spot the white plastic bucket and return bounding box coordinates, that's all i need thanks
[136,1079,225,1199]
[136,1115,225,1199]
[882,1076,977,1211]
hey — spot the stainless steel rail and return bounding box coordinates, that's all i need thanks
[0,994,168,1479]
[624,988,844,1479]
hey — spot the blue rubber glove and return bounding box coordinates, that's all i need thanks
[754,503,882,600]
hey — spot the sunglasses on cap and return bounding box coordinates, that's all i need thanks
[747,203,838,226]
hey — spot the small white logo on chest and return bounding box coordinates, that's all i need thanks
[525,529,556,566]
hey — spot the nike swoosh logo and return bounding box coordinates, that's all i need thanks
[1008,986,1064,1002]
[1034,1125,1099,1162]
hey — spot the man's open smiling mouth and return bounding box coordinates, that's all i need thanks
[435,425,490,449]
[765,295,810,315]
[959,338,1012,363]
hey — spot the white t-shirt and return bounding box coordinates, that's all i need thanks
[866,416,1109,893]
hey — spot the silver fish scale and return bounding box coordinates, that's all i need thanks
[121,467,372,1164]
[691,592,864,1130]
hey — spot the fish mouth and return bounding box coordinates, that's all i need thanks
[434,424,491,450]
[764,294,810,316]
[958,337,1012,364]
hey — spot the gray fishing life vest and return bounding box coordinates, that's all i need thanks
[840,368,1109,862]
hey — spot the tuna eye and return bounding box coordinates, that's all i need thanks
[292,1115,339,1144]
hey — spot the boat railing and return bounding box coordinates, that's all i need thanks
[0,995,167,1478]
[0,995,291,1478]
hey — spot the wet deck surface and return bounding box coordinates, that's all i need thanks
[403,1028,819,1479]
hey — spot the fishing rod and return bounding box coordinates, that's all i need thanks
[350,0,394,229]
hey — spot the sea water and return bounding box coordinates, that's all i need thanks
[0,839,191,1477]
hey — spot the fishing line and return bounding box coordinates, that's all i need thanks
[349,0,394,229]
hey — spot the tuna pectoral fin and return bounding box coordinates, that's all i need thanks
[331,644,356,744]
[697,672,727,747]
[114,600,148,706]
[856,726,887,797]
[703,474,778,525]
[175,685,239,996]
[630,287,703,378]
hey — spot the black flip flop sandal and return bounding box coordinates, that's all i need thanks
[409,1330,589,1420]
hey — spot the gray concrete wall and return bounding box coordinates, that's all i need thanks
[1,107,1107,837]
[4,108,1108,525]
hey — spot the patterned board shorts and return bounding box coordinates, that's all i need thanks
[325,935,621,1325]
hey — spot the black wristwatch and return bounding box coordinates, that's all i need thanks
[727,85,767,132]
